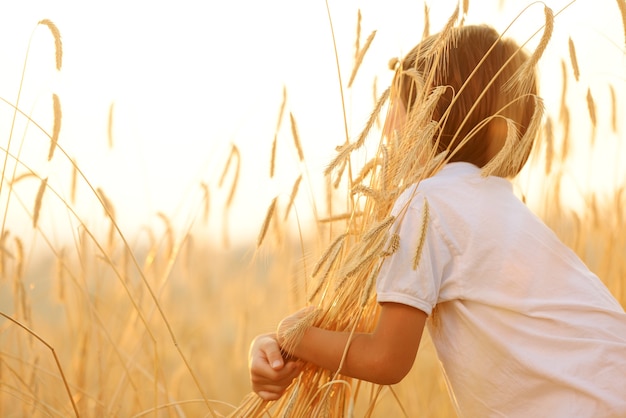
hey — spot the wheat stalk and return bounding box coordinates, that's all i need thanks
[0,313,79,417]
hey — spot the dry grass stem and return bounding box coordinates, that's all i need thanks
[290,113,305,161]
[38,19,63,70]
[412,198,430,270]
[284,175,302,221]
[32,177,48,228]
[48,94,61,161]
[0,313,79,417]
[568,37,580,81]
[311,233,348,279]
[257,196,277,247]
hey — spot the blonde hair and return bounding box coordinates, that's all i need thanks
[396,25,538,176]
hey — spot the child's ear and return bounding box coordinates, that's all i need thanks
[486,118,508,161]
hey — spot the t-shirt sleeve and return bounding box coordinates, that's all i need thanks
[375,190,451,316]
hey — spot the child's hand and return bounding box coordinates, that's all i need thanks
[249,333,302,401]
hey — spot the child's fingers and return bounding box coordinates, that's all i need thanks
[252,361,302,400]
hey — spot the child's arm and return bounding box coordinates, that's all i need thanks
[278,302,427,385]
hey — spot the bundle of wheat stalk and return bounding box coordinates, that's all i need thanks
[229,3,552,417]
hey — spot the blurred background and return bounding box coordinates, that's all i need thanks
[0,0,624,416]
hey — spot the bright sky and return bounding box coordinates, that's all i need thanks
[0,0,623,246]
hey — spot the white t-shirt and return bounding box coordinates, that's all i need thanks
[376,162,626,417]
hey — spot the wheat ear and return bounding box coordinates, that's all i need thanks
[38,19,62,70]
[107,102,115,148]
[616,0,626,47]
[544,117,554,175]
[609,84,617,133]
[47,94,61,161]
[257,196,277,247]
[348,30,376,88]
[284,175,302,221]
[96,187,116,221]
[586,88,597,127]
[568,37,580,82]
[32,177,48,228]
[290,112,305,161]
[200,182,210,223]
[412,198,430,269]
[506,5,554,96]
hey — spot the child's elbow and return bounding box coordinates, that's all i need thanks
[369,356,413,385]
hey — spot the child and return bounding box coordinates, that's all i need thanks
[249,24,626,417]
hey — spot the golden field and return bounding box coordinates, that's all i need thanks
[1,1,625,417]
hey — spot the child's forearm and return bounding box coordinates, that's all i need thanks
[291,326,407,385]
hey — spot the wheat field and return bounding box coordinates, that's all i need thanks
[0,1,625,417]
